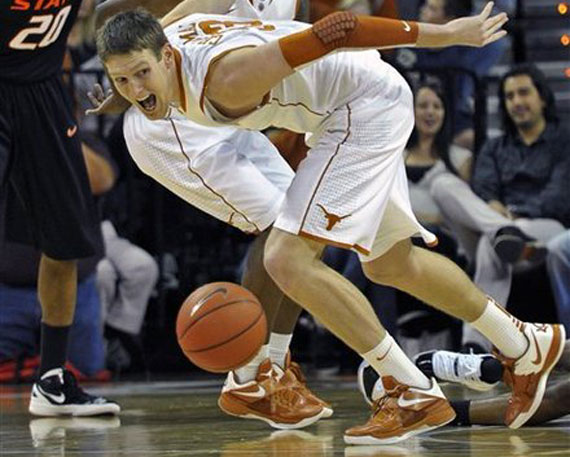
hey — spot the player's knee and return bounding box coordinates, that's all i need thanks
[263,235,301,295]
[361,241,413,285]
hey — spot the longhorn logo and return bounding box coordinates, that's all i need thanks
[316,204,351,231]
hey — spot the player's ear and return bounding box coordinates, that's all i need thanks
[162,44,175,68]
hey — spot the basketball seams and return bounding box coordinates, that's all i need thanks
[184,309,264,354]
[176,282,267,372]
[178,299,260,342]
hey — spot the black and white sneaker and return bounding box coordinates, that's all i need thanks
[29,368,120,416]
[413,350,503,392]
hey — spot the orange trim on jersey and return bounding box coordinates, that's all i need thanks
[269,97,331,118]
[173,48,187,113]
[299,231,370,255]
[168,118,261,232]
[298,104,351,232]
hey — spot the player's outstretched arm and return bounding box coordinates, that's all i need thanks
[278,1,507,68]
[206,2,507,117]
[161,0,234,27]
[417,2,508,47]
[95,0,181,29]
[95,0,234,30]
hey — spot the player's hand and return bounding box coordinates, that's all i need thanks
[86,83,130,116]
[445,2,508,47]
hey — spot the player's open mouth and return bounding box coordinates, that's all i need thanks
[138,94,157,112]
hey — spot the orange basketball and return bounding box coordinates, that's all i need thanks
[176,282,267,373]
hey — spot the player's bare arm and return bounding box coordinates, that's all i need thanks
[161,0,235,27]
[95,0,235,29]
[206,2,508,118]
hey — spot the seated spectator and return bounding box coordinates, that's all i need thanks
[96,218,159,372]
[547,230,570,333]
[405,80,472,226]
[395,0,509,150]
[431,63,569,351]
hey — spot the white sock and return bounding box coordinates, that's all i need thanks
[268,333,293,368]
[234,344,269,383]
[470,298,528,358]
[362,334,431,389]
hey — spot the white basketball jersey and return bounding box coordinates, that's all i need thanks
[164,14,401,140]
[230,0,298,20]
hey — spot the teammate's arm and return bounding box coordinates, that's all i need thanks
[95,0,234,30]
[161,0,235,27]
[95,0,181,29]
[205,2,508,117]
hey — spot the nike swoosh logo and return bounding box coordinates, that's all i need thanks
[398,396,435,408]
[233,385,266,399]
[402,21,411,32]
[66,125,78,138]
[190,287,227,317]
[531,331,543,365]
[376,341,393,362]
[37,385,65,404]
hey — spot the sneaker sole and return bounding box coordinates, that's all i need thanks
[218,398,326,430]
[508,325,566,429]
[343,412,456,445]
[29,400,120,417]
[321,407,334,418]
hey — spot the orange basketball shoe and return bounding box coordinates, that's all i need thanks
[495,322,566,429]
[285,353,334,418]
[218,359,325,429]
[344,376,456,445]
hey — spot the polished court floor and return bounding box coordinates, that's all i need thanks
[1,377,569,456]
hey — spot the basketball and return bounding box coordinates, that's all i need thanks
[176,282,267,373]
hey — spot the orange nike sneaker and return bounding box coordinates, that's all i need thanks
[495,322,566,429]
[344,376,456,445]
[218,359,325,429]
[285,353,334,418]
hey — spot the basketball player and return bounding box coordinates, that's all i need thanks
[96,3,565,443]
[92,0,332,430]
[1,1,119,416]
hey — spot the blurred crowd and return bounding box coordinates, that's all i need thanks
[1,0,568,381]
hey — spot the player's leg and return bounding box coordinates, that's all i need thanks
[452,378,570,426]
[219,228,329,427]
[264,228,455,444]
[362,238,565,429]
[6,78,119,416]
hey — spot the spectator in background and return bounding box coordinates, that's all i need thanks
[395,0,509,150]
[432,63,569,351]
[547,230,570,333]
[405,80,472,224]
